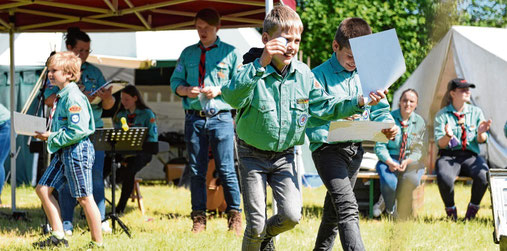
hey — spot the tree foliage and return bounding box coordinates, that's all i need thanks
[296,0,506,101]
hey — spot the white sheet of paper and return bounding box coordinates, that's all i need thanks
[13,112,46,136]
[328,120,395,143]
[349,29,406,99]
[91,82,128,105]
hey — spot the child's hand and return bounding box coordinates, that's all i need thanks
[260,37,287,67]
[201,86,221,99]
[83,91,97,102]
[97,86,113,99]
[478,119,492,134]
[186,86,201,98]
[35,131,50,141]
[367,90,386,106]
[399,159,412,172]
[381,125,398,140]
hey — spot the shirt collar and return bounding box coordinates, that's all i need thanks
[57,82,78,98]
[393,109,415,124]
[81,61,90,71]
[197,36,222,49]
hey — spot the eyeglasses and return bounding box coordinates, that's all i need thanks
[74,49,92,54]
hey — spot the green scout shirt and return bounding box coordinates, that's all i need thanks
[222,58,363,152]
[374,109,426,163]
[434,103,486,155]
[47,82,95,154]
[0,103,9,124]
[45,62,106,128]
[306,53,394,152]
[170,37,241,111]
[114,108,158,142]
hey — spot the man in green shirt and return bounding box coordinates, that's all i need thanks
[305,18,398,251]
[170,8,242,235]
[222,7,383,250]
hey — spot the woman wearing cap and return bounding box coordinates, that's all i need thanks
[434,78,492,221]
[374,89,426,219]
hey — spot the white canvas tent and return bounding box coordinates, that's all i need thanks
[393,26,507,170]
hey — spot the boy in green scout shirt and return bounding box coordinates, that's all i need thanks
[222,6,383,250]
[305,18,398,251]
[34,51,103,249]
[170,8,242,234]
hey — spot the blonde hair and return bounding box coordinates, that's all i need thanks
[46,51,81,82]
[263,5,303,36]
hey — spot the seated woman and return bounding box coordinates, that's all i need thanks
[434,78,491,221]
[114,85,158,214]
[374,89,425,219]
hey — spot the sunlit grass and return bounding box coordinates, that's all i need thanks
[0,181,498,250]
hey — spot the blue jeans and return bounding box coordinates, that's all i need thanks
[376,156,424,217]
[59,150,105,221]
[237,140,301,251]
[0,120,10,197]
[184,111,241,212]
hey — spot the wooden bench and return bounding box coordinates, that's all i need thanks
[357,172,472,218]
[130,178,145,215]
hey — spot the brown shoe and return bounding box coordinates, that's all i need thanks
[191,211,206,233]
[227,210,242,236]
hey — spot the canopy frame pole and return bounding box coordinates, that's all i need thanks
[8,11,17,212]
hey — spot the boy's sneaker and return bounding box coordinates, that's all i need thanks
[191,211,206,233]
[101,221,112,234]
[445,206,457,221]
[260,236,275,251]
[82,241,104,250]
[33,235,69,249]
[63,221,73,236]
[465,203,480,221]
[373,195,385,217]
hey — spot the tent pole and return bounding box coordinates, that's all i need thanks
[265,0,273,16]
[8,14,17,212]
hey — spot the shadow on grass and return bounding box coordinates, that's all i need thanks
[0,206,51,236]
[416,215,493,225]
[302,204,323,219]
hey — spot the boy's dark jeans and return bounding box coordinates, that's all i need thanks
[312,143,365,251]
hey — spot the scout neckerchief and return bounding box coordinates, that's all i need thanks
[47,95,60,131]
[198,44,218,88]
[398,119,409,162]
[127,113,136,126]
[453,112,467,150]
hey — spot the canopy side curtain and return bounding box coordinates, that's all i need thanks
[0,67,44,185]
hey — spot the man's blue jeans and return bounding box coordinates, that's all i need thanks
[59,150,105,221]
[184,111,241,212]
[376,156,424,218]
[237,140,301,251]
[0,120,10,197]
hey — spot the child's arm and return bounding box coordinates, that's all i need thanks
[221,59,264,109]
[170,50,200,99]
[145,110,158,142]
[47,98,93,149]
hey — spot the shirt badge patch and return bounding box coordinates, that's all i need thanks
[299,114,308,126]
[69,105,82,113]
[150,117,156,123]
[58,117,68,121]
[175,63,183,73]
[70,114,80,124]
[296,98,309,104]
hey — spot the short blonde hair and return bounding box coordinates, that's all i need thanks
[46,51,81,82]
[263,5,303,36]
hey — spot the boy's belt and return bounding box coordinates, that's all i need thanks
[237,139,294,156]
[185,110,230,118]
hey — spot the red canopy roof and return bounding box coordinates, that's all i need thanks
[0,0,296,32]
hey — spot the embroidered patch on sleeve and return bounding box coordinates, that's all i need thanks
[296,98,309,104]
[175,63,183,73]
[150,117,156,123]
[70,114,80,124]
[68,105,82,113]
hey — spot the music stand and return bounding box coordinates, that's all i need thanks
[90,127,147,238]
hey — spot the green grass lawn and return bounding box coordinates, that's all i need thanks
[0,182,498,250]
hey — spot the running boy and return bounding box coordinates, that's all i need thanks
[306,18,398,250]
[33,51,102,248]
[221,6,384,250]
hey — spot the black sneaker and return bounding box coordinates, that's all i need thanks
[33,235,69,249]
[260,236,275,251]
